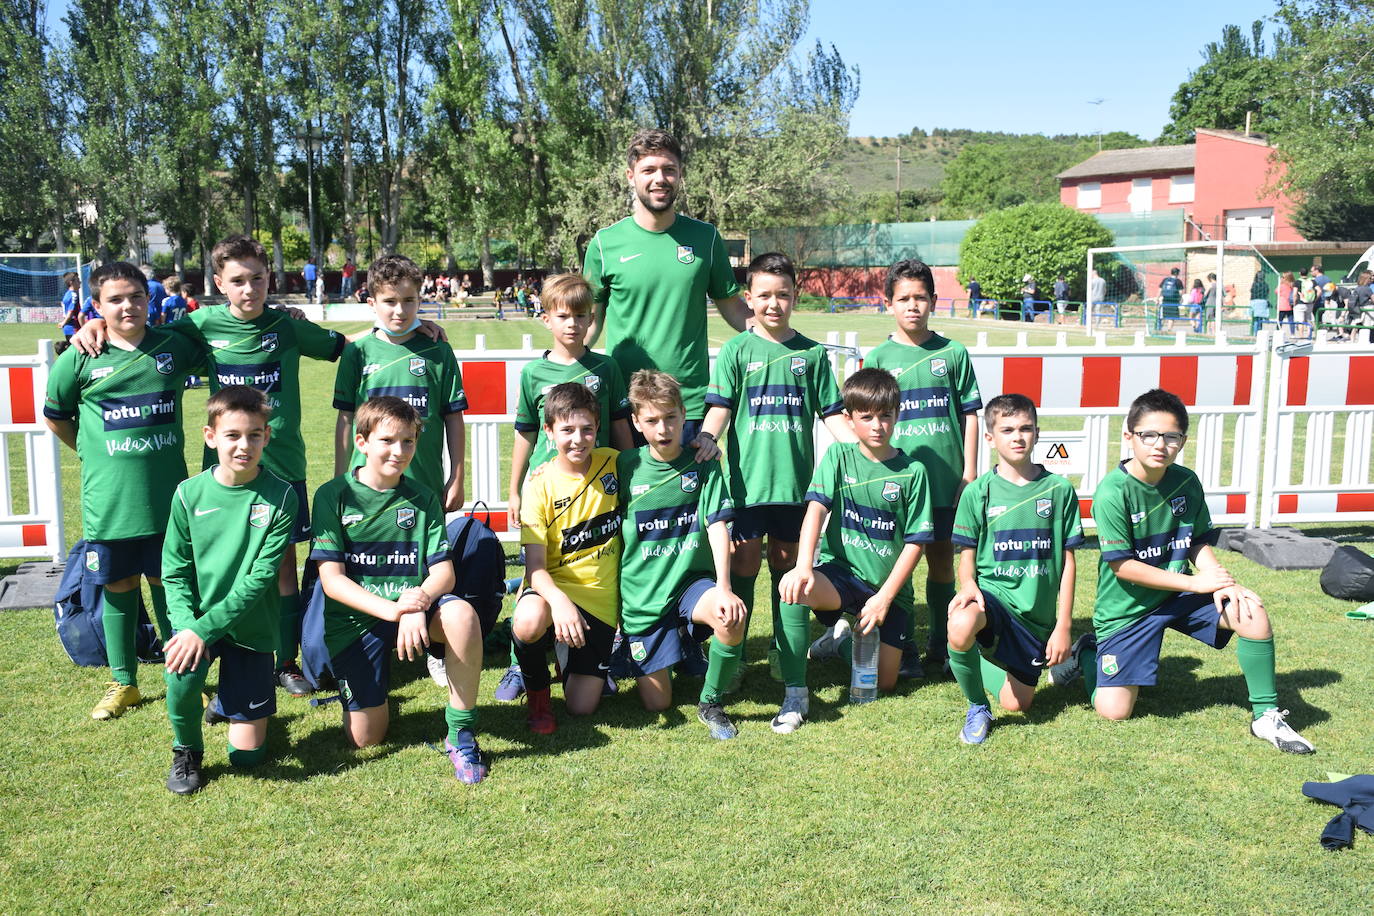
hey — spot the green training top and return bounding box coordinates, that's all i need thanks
[162,468,299,652]
[864,334,982,510]
[513,350,630,471]
[616,447,734,635]
[332,332,468,497]
[1092,461,1218,640]
[704,329,844,509]
[584,215,740,418]
[951,467,1084,640]
[43,329,205,541]
[806,442,934,608]
[167,306,344,482]
[309,472,451,658]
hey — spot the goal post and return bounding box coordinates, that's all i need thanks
[0,253,90,324]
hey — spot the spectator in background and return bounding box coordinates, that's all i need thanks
[161,277,188,324]
[1020,273,1038,322]
[1089,269,1106,310]
[314,270,325,305]
[184,284,200,312]
[1311,262,1332,326]
[303,257,318,297]
[1276,271,1295,335]
[1346,270,1373,343]
[1200,272,1218,332]
[340,258,356,298]
[1248,272,1270,336]
[1052,274,1070,325]
[142,264,166,319]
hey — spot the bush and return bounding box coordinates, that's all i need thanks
[957,203,1113,303]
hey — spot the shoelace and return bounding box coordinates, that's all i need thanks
[101,683,125,702]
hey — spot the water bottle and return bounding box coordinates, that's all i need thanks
[849,624,879,704]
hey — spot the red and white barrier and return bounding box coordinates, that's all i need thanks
[1260,339,1374,526]
[0,340,65,560]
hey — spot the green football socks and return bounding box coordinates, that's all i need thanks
[164,661,209,751]
[778,601,811,688]
[1236,635,1279,718]
[948,645,985,705]
[700,636,743,704]
[445,705,476,745]
[102,587,140,687]
[227,743,267,769]
[980,656,1008,699]
[926,579,956,650]
[147,582,172,643]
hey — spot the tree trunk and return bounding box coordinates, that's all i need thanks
[480,232,494,289]
[341,107,356,265]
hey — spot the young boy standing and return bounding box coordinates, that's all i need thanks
[617,370,746,739]
[696,252,851,685]
[946,394,1083,745]
[775,369,933,733]
[1050,388,1314,754]
[861,259,981,676]
[510,383,622,733]
[43,261,204,720]
[333,253,467,511]
[72,235,346,697]
[312,397,492,783]
[160,386,298,794]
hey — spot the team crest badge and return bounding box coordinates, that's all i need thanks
[154,352,175,375]
[339,679,353,703]
[409,357,426,377]
[249,503,271,528]
[260,332,278,352]
[1037,498,1053,519]
[584,374,601,393]
[85,550,100,572]
[630,641,648,663]
[1170,496,1187,517]
[930,357,948,378]
[881,481,901,502]
[396,507,416,530]
[1101,654,1120,677]
[680,471,699,493]
[600,473,618,494]
[790,356,807,376]
[676,245,695,264]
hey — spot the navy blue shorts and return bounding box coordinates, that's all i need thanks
[732,504,806,544]
[930,506,956,542]
[210,641,277,721]
[512,591,616,677]
[84,535,163,585]
[974,591,1047,687]
[621,577,715,677]
[331,620,399,710]
[812,562,909,650]
[424,593,500,660]
[1095,592,1233,688]
[629,417,702,449]
[287,480,311,544]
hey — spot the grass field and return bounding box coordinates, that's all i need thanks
[2,317,1371,913]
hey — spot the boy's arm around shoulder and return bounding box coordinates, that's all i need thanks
[442,411,465,511]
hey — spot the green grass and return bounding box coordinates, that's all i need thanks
[2,318,1372,912]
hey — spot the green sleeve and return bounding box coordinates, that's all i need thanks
[952,345,982,413]
[804,446,837,507]
[161,488,198,632]
[1093,478,1135,562]
[514,365,540,431]
[700,460,735,526]
[332,343,362,411]
[422,493,451,569]
[903,466,935,544]
[1061,481,1085,548]
[706,229,740,301]
[607,359,630,419]
[309,483,346,562]
[42,347,80,419]
[584,234,609,306]
[188,487,298,644]
[292,315,344,362]
[439,348,467,414]
[705,337,740,408]
[173,332,208,376]
[812,347,843,417]
[951,476,984,549]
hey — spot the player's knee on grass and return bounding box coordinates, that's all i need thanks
[564,674,603,716]
[730,539,762,577]
[1094,685,1137,721]
[510,595,551,643]
[946,607,984,651]
[877,642,902,692]
[637,670,672,712]
[1000,676,1036,713]
[343,704,389,748]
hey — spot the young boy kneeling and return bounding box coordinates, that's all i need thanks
[312,396,493,783]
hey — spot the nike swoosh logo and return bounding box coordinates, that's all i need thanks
[249,699,269,709]
[619,253,643,263]
[195,507,221,517]
[597,662,611,671]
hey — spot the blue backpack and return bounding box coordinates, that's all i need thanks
[298,504,507,690]
[53,539,163,667]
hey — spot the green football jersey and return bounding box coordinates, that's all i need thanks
[1092,462,1217,640]
[513,351,630,470]
[162,468,299,652]
[806,442,934,607]
[43,329,205,541]
[309,472,451,657]
[864,335,982,509]
[616,447,734,635]
[583,215,740,419]
[332,332,468,497]
[167,306,344,481]
[705,329,843,508]
[951,468,1084,640]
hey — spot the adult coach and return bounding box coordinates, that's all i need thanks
[583,129,750,444]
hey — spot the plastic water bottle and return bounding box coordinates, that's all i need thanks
[849,625,879,704]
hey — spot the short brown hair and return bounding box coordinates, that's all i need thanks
[211,234,269,275]
[163,276,181,294]
[628,369,683,415]
[543,382,600,428]
[983,393,1037,430]
[206,385,270,427]
[89,262,148,301]
[627,128,683,169]
[367,254,423,294]
[355,395,422,439]
[842,367,899,414]
[541,273,594,315]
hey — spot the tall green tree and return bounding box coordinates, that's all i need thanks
[1158,22,1281,144]
[941,133,1145,218]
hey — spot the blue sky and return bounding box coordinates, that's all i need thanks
[803,0,1281,139]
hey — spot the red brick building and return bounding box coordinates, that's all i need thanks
[1057,128,1300,242]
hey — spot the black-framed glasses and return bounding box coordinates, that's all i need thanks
[1131,430,1186,448]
